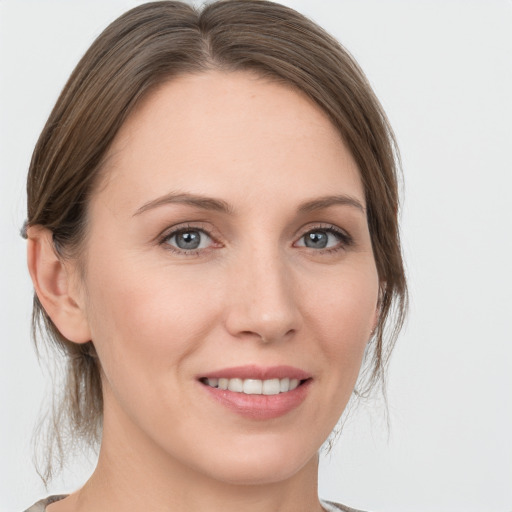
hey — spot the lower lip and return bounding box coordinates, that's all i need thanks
[200,380,311,420]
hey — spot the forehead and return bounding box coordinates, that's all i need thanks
[95,71,364,214]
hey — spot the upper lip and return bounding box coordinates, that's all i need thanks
[199,365,311,381]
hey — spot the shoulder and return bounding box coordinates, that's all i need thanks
[23,495,68,512]
[322,499,370,512]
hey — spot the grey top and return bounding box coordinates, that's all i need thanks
[24,496,67,512]
[24,495,367,512]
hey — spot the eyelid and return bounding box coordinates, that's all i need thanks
[158,222,222,255]
[155,221,353,256]
[293,223,354,251]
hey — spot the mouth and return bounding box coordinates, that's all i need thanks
[197,365,312,419]
[199,376,306,395]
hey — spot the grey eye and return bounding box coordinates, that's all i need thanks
[175,231,201,249]
[296,229,344,250]
[304,231,329,249]
[167,230,211,251]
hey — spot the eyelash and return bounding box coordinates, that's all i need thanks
[296,224,354,254]
[158,223,353,256]
[159,223,218,256]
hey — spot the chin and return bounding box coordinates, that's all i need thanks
[184,433,320,486]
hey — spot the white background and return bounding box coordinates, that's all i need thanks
[1,1,511,511]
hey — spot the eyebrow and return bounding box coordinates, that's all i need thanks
[133,192,365,217]
[133,192,234,216]
[297,195,366,214]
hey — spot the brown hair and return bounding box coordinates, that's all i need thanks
[25,0,407,482]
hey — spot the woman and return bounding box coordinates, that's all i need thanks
[22,1,406,511]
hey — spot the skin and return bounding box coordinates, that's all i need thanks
[28,71,380,512]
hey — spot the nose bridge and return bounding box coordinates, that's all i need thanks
[224,241,300,342]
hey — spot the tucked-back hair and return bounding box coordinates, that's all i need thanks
[25,0,407,482]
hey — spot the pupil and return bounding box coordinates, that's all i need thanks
[305,231,327,248]
[176,231,201,249]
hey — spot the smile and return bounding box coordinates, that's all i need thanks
[198,365,312,419]
[201,377,302,395]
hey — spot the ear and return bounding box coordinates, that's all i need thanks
[26,226,91,344]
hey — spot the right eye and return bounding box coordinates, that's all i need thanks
[162,228,214,253]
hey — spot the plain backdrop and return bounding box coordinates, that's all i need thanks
[1,1,511,511]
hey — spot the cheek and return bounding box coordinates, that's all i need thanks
[305,265,379,371]
[82,253,221,381]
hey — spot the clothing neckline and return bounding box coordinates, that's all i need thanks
[28,494,363,512]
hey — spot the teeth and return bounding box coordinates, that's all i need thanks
[262,378,280,395]
[227,378,243,392]
[204,377,303,394]
[289,378,299,391]
[243,379,262,395]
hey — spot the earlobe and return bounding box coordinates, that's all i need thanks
[26,226,91,344]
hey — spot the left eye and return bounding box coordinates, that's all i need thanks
[164,229,212,251]
[296,229,343,249]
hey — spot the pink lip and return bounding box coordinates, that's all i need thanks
[198,365,312,420]
[199,365,311,381]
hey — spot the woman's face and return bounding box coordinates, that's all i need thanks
[76,71,379,485]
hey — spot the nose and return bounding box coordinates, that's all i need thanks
[223,246,302,344]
